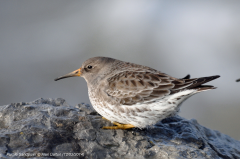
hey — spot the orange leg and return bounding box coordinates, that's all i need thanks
[101,117,135,130]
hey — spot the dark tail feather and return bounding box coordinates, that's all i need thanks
[196,85,216,92]
[171,75,220,94]
[181,74,191,79]
[187,75,220,90]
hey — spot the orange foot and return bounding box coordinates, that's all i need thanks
[101,117,135,130]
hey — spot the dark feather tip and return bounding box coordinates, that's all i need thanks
[182,74,191,79]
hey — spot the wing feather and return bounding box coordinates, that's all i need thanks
[105,70,220,106]
[106,71,174,105]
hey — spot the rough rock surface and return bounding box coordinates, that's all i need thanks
[0,98,239,159]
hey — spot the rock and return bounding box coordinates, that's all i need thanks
[0,98,239,159]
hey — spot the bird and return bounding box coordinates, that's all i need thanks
[54,57,220,130]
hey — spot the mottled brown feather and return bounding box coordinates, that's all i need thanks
[105,70,219,106]
[106,71,173,105]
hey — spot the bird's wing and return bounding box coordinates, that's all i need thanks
[105,71,214,106]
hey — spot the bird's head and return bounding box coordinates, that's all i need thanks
[54,57,117,85]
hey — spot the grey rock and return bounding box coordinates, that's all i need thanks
[0,98,239,159]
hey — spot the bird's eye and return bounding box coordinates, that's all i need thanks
[87,65,92,69]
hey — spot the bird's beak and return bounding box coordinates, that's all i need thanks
[54,68,81,81]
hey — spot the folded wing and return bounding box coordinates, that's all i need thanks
[105,71,219,106]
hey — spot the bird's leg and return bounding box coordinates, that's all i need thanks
[101,117,135,130]
[102,123,135,130]
[102,117,110,121]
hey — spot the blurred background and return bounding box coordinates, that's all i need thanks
[1,1,240,139]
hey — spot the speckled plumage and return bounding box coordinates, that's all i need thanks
[55,57,220,128]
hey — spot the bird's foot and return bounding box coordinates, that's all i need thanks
[101,117,135,130]
[102,117,110,121]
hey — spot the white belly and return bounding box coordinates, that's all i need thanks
[89,89,198,128]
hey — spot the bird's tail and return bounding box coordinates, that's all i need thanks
[171,75,220,94]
